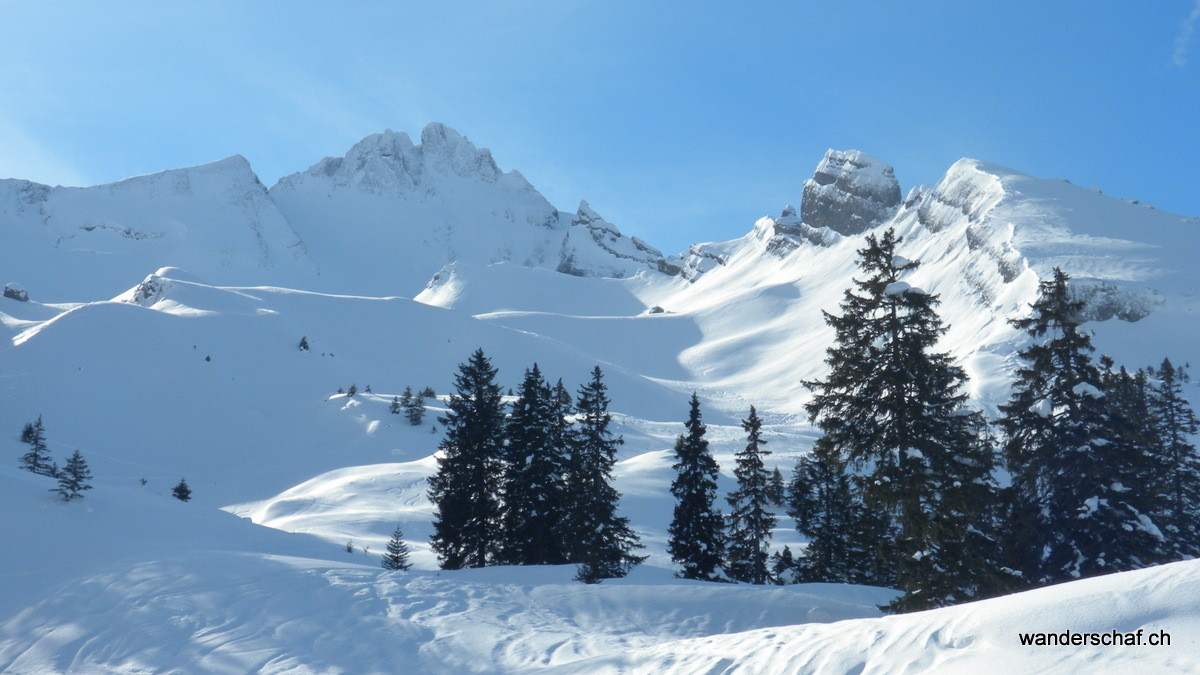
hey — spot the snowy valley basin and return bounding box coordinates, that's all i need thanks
[2,124,1200,672]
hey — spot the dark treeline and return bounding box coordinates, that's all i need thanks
[776,230,1200,612]
[427,352,644,582]
[422,232,1199,604]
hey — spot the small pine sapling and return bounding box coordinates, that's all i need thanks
[381,525,412,570]
[298,336,310,351]
[173,478,192,501]
[52,450,93,501]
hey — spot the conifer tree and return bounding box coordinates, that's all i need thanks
[667,393,725,581]
[347,383,358,397]
[390,395,402,415]
[1147,359,1200,558]
[498,363,569,565]
[403,388,426,426]
[998,268,1162,586]
[767,467,785,506]
[298,336,310,351]
[566,367,644,582]
[172,478,192,502]
[428,349,506,569]
[381,525,412,570]
[770,545,797,585]
[804,230,1001,610]
[52,450,92,501]
[725,406,776,584]
[1099,362,1172,566]
[19,416,55,477]
[788,442,882,584]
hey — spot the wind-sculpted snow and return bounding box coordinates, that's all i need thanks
[0,467,893,674]
[563,559,1200,673]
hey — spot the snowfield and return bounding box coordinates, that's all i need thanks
[2,124,1199,672]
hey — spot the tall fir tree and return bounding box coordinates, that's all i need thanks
[382,525,413,571]
[53,450,92,501]
[428,348,506,569]
[667,393,725,581]
[172,478,192,502]
[998,268,1162,586]
[566,367,644,582]
[803,230,1002,610]
[498,363,569,565]
[19,415,55,477]
[725,406,776,585]
[1147,358,1200,558]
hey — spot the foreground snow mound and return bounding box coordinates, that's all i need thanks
[564,559,1200,673]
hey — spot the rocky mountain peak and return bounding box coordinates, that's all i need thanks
[801,149,901,235]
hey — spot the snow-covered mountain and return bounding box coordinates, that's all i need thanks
[269,123,680,294]
[2,124,1199,672]
[0,156,315,302]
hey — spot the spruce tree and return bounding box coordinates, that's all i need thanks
[566,367,644,582]
[298,336,310,351]
[767,467,785,506]
[18,416,55,477]
[998,268,1161,586]
[390,395,402,415]
[1099,363,1172,566]
[788,442,881,584]
[770,545,797,585]
[403,388,426,426]
[172,478,192,501]
[804,230,1001,610]
[428,349,506,569]
[667,393,725,581]
[725,406,776,584]
[382,525,413,570]
[1147,359,1200,558]
[498,364,568,565]
[52,450,92,501]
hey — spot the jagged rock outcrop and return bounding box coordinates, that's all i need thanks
[801,149,901,235]
[759,205,842,257]
[557,201,682,278]
[3,283,29,302]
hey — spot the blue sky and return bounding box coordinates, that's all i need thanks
[2,1,1197,252]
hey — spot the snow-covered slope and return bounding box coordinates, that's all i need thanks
[566,558,1200,673]
[2,128,1199,672]
[0,157,314,303]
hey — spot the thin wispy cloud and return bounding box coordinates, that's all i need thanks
[1172,0,1200,66]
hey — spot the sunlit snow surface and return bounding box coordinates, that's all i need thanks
[2,135,1199,671]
